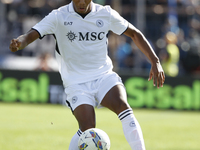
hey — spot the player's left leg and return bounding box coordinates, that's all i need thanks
[98,73,146,150]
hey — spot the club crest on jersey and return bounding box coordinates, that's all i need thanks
[66,31,77,42]
[72,96,78,104]
[96,20,104,27]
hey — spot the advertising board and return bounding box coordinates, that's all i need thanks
[0,69,199,110]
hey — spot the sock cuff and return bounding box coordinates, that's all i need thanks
[77,129,82,137]
[118,108,133,120]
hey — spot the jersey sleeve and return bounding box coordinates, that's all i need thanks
[32,10,58,39]
[108,7,129,35]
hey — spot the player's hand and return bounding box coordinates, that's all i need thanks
[148,61,165,88]
[9,39,22,52]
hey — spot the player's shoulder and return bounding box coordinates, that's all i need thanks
[57,4,69,13]
[50,4,69,15]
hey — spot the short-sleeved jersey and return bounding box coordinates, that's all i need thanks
[32,2,128,87]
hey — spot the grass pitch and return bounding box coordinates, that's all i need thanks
[0,103,200,150]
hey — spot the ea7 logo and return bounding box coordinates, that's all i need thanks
[64,22,73,25]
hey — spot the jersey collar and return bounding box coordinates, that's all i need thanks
[69,1,96,15]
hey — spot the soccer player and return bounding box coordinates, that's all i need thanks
[9,0,165,150]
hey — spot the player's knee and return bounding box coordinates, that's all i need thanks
[113,99,130,115]
[78,117,96,132]
[80,121,96,132]
[119,102,130,114]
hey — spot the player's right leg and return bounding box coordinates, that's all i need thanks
[64,83,97,150]
[68,104,96,150]
[73,104,96,132]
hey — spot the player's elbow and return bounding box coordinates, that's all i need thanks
[124,26,142,41]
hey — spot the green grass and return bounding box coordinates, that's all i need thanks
[0,103,200,150]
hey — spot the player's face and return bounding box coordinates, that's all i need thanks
[72,0,92,15]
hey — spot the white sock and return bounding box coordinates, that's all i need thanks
[68,129,82,150]
[118,109,146,150]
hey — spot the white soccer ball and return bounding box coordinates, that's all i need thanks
[78,128,110,150]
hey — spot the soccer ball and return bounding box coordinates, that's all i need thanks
[78,128,110,150]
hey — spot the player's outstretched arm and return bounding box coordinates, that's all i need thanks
[9,29,40,52]
[123,23,165,88]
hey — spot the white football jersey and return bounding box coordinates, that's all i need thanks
[32,2,128,87]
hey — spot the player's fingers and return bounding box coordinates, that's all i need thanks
[161,72,165,87]
[160,77,163,88]
[148,71,153,81]
[11,39,15,43]
[10,39,17,47]
[9,46,18,52]
[158,72,165,88]
[15,40,21,47]
[157,74,160,88]
[10,39,19,52]
[158,72,164,88]
[153,74,156,87]
[162,72,165,83]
